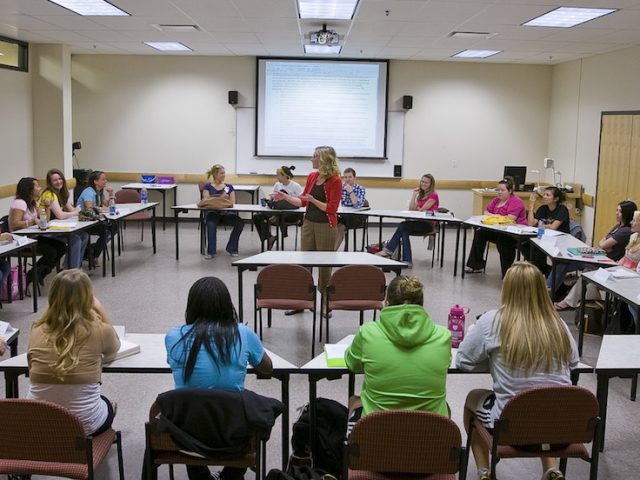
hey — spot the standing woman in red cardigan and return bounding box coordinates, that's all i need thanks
[272,145,342,294]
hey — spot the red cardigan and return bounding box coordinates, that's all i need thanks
[301,171,342,228]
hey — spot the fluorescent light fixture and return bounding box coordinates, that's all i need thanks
[153,24,200,33]
[448,31,494,40]
[453,49,501,59]
[48,0,129,16]
[298,0,359,20]
[304,44,342,54]
[144,42,192,52]
[523,7,617,28]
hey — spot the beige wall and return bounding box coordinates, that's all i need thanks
[547,45,640,241]
[0,63,33,214]
[71,55,553,218]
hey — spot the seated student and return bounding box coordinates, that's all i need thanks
[523,186,570,276]
[456,262,578,480]
[76,170,116,267]
[376,174,439,267]
[253,165,303,250]
[555,209,640,310]
[202,164,245,259]
[9,177,66,289]
[345,275,451,431]
[39,168,89,269]
[165,276,273,480]
[335,168,367,250]
[27,269,120,436]
[551,200,636,301]
[466,177,527,277]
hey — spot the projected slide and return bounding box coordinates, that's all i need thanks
[257,58,388,158]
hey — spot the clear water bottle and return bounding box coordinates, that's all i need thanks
[140,187,148,204]
[38,207,48,230]
[448,304,469,348]
[109,196,117,215]
[537,220,544,239]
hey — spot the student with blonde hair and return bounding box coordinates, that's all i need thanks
[27,269,120,436]
[272,146,342,295]
[345,275,451,430]
[202,164,244,259]
[456,262,578,480]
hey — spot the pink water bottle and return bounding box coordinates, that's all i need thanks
[448,305,469,348]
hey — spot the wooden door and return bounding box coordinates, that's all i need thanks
[594,114,633,243]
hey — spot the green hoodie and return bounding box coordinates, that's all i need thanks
[345,304,451,417]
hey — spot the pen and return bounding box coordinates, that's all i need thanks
[566,252,574,258]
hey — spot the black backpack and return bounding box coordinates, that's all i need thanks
[291,398,348,479]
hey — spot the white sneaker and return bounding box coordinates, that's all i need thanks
[204,254,215,260]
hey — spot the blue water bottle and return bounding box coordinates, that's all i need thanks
[140,187,148,204]
[537,220,544,239]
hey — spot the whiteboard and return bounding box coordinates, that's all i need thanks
[235,107,405,178]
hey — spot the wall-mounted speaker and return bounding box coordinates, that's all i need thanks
[393,165,402,178]
[402,95,413,110]
[228,90,239,105]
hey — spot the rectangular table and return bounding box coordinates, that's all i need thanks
[530,234,616,296]
[172,203,306,259]
[462,217,537,278]
[0,332,298,469]
[343,208,464,276]
[595,335,640,451]
[300,335,593,459]
[578,267,640,355]
[232,251,406,323]
[122,183,177,231]
[105,202,158,277]
[0,237,38,312]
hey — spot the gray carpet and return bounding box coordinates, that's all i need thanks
[0,221,636,479]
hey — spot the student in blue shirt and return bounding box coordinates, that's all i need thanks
[76,170,115,267]
[335,168,367,250]
[165,276,272,480]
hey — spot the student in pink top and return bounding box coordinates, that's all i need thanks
[377,174,439,267]
[466,178,527,277]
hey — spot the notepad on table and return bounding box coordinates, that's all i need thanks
[112,325,141,360]
[324,343,348,367]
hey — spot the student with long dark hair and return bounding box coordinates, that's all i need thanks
[9,177,66,288]
[165,276,272,480]
[76,170,115,267]
[40,168,88,269]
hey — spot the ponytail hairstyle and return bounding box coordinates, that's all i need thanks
[618,200,637,227]
[206,164,225,181]
[498,177,514,193]
[386,275,424,307]
[545,186,565,204]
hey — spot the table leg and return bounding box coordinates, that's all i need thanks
[281,374,290,469]
[378,217,383,246]
[238,267,245,323]
[596,373,609,452]
[439,222,446,268]
[578,279,588,356]
[110,222,116,277]
[161,190,167,231]
[175,209,180,260]
[151,206,157,254]
[5,372,20,398]
[461,226,468,279]
[454,223,461,277]
[550,259,557,299]
[31,248,38,312]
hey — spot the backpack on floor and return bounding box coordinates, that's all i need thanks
[0,265,26,302]
[291,398,348,479]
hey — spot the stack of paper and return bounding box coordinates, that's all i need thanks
[324,343,348,367]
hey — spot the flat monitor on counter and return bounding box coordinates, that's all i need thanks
[503,166,527,191]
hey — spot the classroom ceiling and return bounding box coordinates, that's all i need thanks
[1,0,640,64]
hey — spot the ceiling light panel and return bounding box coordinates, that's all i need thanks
[144,42,192,52]
[48,0,129,16]
[304,44,342,54]
[523,7,617,28]
[453,49,501,59]
[298,0,359,20]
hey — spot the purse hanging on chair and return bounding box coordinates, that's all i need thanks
[197,194,233,209]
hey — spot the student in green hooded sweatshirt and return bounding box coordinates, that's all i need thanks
[345,275,451,428]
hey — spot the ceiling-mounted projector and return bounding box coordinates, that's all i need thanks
[309,24,340,45]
